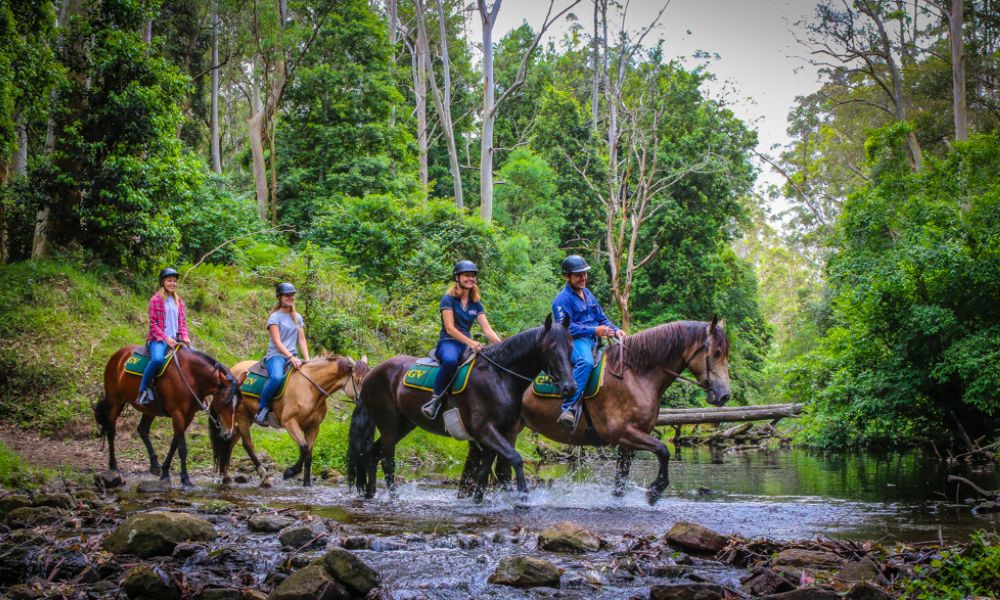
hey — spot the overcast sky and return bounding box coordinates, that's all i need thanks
[472,0,826,195]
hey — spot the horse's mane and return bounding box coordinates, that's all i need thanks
[621,320,729,371]
[480,326,543,365]
[184,347,235,379]
[304,354,352,371]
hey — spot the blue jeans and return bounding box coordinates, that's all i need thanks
[562,337,596,412]
[258,355,289,413]
[138,341,168,395]
[432,339,465,396]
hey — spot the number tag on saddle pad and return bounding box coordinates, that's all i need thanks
[240,370,291,400]
[533,353,606,399]
[402,358,477,394]
[123,349,176,378]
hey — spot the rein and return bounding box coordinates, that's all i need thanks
[609,333,712,391]
[475,349,537,383]
[172,347,226,429]
[295,365,333,398]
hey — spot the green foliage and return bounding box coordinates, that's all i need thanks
[784,133,1000,447]
[904,532,1000,600]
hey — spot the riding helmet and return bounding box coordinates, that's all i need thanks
[452,260,479,278]
[275,282,297,296]
[561,255,591,275]
[158,267,180,283]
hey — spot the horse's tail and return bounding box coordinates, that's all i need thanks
[94,395,112,450]
[208,415,234,478]
[346,397,377,497]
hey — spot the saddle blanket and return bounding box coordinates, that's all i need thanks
[402,357,477,394]
[240,361,291,400]
[533,353,606,399]
[123,347,176,377]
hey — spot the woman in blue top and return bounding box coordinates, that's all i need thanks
[256,282,311,425]
[421,260,502,419]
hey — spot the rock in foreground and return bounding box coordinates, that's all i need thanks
[103,512,218,558]
[650,583,725,600]
[268,565,347,600]
[537,521,601,553]
[665,521,729,553]
[122,565,181,600]
[489,556,562,588]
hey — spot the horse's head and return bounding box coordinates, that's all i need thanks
[694,316,731,406]
[541,313,577,400]
[208,365,242,441]
[343,355,370,401]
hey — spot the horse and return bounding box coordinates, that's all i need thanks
[219,355,370,487]
[461,317,732,505]
[346,314,577,503]
[95,345,242,488]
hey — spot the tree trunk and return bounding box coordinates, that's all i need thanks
[657,404,804,426]
[210,3,222,173]
[249,59,269,220]
[591,0,600,128]
[478,0,500,222]
[413,22,429,192]
[13,121,27,176]
[143,19,152,43]
[950,0,968,141]
[419,0,463,208]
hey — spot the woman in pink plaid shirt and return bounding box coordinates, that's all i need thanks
[137,267,192,405]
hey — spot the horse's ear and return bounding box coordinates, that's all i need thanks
[236,371,248,385]
[718,318,725,331]
[709,314,719,334]
[347,356,356,367]
[217,370,229,385]
[360,355,368,364]
[561,313,570,329]
[544,313,553,331]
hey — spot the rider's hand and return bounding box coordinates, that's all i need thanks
[182,336,191,345]
[290,356,303,370]
[595,326,611,338]
[470,341,484,352]
[166,337,177,348]
[615,329,626,341]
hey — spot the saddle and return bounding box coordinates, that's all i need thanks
[414,345,473,367]
[240,359,292,401]
[123,345,177,378]
[533,349,607,400]
[403,355,477,394]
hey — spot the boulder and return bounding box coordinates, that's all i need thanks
[649,583,726,600]
[122,565,181,600]
[317,547,381,596]
[740,567,795,596]
[0,494,32,516]
[6,506,60,528]
[103,512,218,558]
[267,565,348,600]
[665,522,729,554]
[835,558,883,584]
[537,521,601,553]
[278,524,325,549]
[760,588,840,600]
[94,470,124,490]
[248,514,295,533]
[845,581,893,600]
[489,556,562,588]
[136,479,172,494]
[31,492,74,509]
[772,549,846,569]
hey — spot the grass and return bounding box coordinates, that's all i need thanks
[0,441,46,488]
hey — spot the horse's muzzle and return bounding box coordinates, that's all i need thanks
[707,390,730,406]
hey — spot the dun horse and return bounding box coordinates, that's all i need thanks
[464,318,731,505]
[221,355,369,486]
[347,315,576,502]
[96,345,241,487]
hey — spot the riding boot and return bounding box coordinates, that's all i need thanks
[137,388,156,407]
[557,408,577,430]
[255,404,269,426]
[421,393,445,420]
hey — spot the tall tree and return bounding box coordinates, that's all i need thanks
[210,0,222,172]
[949,0,969,141]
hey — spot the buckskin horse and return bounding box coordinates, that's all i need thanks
[220,355,369,487]
[462,318,732,505]
[347,314,576,503]
[96,344,241,487]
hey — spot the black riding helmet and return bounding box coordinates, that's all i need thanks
[158,267,180,284]
[561,255,591,275]
[452,260,479,279]
[275,282,297,296]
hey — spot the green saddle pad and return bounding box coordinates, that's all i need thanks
[123,348,176,378]
[533,353,606,399]
[403,358,477,394]
[240,369,291,400]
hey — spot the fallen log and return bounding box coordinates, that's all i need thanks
[657,403,803,426]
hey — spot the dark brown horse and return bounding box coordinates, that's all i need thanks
[218,355,369,487]
[462,318,731,505]
[347,315,576,502]
[96,345,241,487]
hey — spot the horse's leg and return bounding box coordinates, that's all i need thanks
[365,438,381,499]
[239,426,268,484]
[617,426,671,505]
[475,425,529,501]
[173,415,193,488]
[458,442,484,499]
[136,414,161,476]
[281,419,309,483]
[302,425,321,487]
[382,421,415,497]
[613,447,636,497]
[472,448,497,504]
[161,436,178,482]
[104,402,124,472]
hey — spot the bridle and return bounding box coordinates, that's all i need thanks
[172,346,238,437]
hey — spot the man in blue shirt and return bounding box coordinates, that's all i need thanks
[551,255,626,429]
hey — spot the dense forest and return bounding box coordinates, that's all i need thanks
[0,0,997,452]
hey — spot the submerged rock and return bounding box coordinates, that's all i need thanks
[249,514,295,533]
[537,521,601,553]
[665,522,729,554]
[6,506,60,528]
[489,556,562,588]
[339,535,371,550]
[103,511,218,558]
[268,565,347,600]
[122,565,181,600]
[136,479,172,494]
[772,549,846,569]
[317,547,381,596]
[649,583,725,600]
[94,470,124,490]
[278,524,325,549]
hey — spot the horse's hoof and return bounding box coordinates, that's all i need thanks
[149,466,162,476]
[181,479,194,489]
[159,474,171,482]
[221,476,233,486]
[282,469,297,480]
[646,490,662,505]
[260,477,274,489]
[302,480,312,488]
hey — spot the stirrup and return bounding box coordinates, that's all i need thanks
[557,409,577,430]
[255,407,269,425]
[137,389,155,406]
[421,395,444,420]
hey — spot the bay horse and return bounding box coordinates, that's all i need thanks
[96,345,241,487]
[220,355,369,487]
[462,318,731,505]
[347,314,576,502]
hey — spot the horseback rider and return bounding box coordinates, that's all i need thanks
[421,260,502,420]
[552,255,626,429]
[137,268,191,406]
[256,282,311,425]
